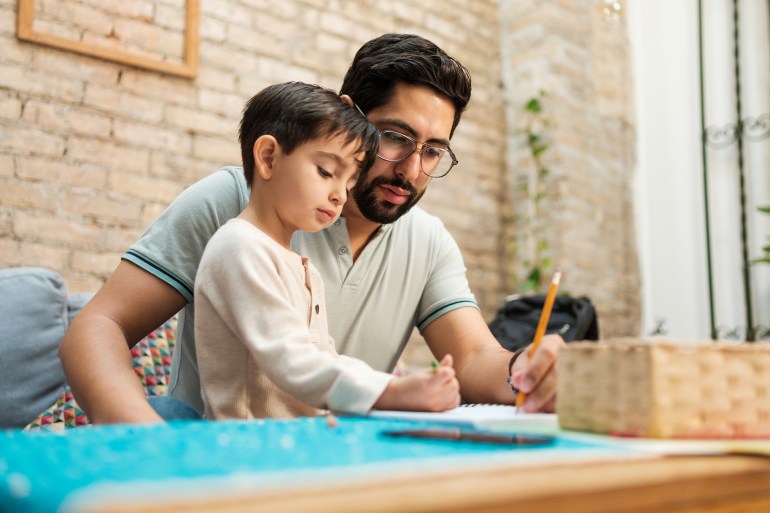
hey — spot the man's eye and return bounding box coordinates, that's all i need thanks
[317,167,332,178]
[384,132,409,145]
[424,147,444,160]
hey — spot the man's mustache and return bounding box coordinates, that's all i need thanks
[357,176,417,197]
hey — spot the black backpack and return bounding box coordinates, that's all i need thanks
[488,295,599,352]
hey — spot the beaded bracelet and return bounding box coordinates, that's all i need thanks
[506,346,528,396]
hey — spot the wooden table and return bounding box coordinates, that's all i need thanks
[99,453,770,513]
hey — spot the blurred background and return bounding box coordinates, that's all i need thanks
[0,0,767,366]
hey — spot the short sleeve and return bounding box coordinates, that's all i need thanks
[123,167,249,302]
[415,218,478,331]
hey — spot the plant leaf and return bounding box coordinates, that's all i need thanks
[525,98,542,113]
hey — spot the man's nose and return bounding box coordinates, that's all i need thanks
[395,150,422,182]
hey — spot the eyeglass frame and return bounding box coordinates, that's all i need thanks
[376,129,459,178]
[352,102,459,178]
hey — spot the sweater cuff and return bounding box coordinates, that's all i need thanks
[326,370,394,415]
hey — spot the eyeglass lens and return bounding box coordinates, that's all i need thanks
[377,130,455,177]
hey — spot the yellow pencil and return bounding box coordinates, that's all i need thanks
[515,268,562,411]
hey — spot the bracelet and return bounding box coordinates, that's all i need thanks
[506,347,528,395]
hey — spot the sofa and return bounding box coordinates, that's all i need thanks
[0,267,176,430]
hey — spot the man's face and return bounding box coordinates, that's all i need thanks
[348,82,456,224]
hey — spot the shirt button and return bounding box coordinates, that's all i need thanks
[334,219,341,226]
[338,247,348,255]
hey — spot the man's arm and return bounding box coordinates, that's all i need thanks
[59,261,187,424]
[421,306,564,412]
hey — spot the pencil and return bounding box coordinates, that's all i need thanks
[431,359,440,372]
[515,268,562,411]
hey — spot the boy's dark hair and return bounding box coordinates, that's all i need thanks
[340,33,472,138]
[239,82,379,187]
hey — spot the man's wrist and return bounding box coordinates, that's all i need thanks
[506,346,528,395]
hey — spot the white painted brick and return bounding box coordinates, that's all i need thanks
[164,105,236,135]
[67,137,151,174]
[197,89,247,118]
[108,172,183,203]
[84,83,164,123]
[0,181,59,211]
[0,125,66,157]
[192,135,240,164]
[0,153,13,178]
[0,237,20,266]
[18,241,69,270]
[65,190,143,223]
[104,226,143,252]
[0,95,21,120]
[62,275,103,294]
[0,36,34,65]
[199,16,228,43]
[14,212,102,247]
[113,119,193,154]
[71,250,121,276]
[17,157,108,189]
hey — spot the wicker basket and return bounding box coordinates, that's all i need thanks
[556,339,770,438]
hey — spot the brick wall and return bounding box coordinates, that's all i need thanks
[0,0,639,351]
[499,0,641,338]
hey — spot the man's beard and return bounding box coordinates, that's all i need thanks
[352,175,425,224]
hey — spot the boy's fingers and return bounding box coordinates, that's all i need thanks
[439,353,453,367]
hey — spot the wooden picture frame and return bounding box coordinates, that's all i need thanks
[16,0,199,79]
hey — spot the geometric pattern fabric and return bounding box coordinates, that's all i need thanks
[24,317,177,431]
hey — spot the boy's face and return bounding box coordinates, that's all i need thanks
[347,82,456,224]
[271,132,364,233]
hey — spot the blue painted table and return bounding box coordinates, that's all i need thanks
[0,416,636,513]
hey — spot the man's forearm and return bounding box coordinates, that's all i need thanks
[59,316,163,424]
[455,345,518,405]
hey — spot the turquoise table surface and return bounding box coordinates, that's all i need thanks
[0,416,630,513]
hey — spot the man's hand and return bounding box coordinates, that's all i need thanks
[373,354,460,412]
[508,334,566,413]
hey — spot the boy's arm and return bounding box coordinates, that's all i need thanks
[421,306,564,412]
[59,261,187,424]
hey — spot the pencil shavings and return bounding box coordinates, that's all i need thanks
[556,339,770,439]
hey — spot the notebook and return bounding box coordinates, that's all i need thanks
[365,404,558,431]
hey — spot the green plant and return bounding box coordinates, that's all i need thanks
[754,206,770,264]
[513,90,554,293]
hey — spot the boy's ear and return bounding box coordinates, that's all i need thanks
[253,135,280,180]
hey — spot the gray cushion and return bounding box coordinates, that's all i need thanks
[67,292,93,325]
[0,267,68,428]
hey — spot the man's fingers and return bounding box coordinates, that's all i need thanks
[521,335,562,391]
[512,335,564,413]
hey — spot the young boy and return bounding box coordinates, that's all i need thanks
[194,82,460,419]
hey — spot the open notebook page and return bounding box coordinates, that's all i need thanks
[365,404,558,431]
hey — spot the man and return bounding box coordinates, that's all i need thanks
[59,33,564,424]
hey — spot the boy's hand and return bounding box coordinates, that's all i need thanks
[373,354,460,412]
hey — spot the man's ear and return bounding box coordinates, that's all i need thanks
[253,135,280,180]
[339,94,354,108]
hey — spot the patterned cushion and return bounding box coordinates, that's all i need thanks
[24,317,177,431]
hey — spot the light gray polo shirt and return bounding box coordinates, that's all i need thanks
[124,166,478,414]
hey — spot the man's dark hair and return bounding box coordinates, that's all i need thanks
[239,82,379,187]
[340,33,472,137]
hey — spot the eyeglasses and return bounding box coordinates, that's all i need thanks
[351,102,458,178]
[376,130,458,178]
